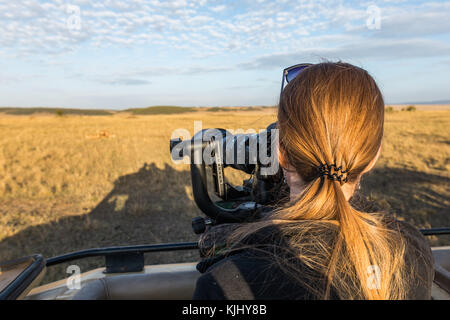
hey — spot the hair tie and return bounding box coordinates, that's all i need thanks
[317,163,349,184]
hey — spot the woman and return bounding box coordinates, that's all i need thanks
[193,62,434,300]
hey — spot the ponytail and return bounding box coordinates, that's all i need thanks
[328,181,407,299]
[227,174,409,299]
[225,62,413,299]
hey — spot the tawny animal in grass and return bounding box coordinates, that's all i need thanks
[85,130,116,140]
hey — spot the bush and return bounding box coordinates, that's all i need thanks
[385,106,394,113]
[406,105,416,111]
[55,109,65,117]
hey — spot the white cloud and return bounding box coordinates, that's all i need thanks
[239,37,450,70]
[98,78,151,85]
[0,0,378,57]
[210,5,226,13]
[1,0,449,103]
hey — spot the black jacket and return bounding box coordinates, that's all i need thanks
[193,220,434,300]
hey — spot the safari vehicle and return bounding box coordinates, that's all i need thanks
[1,66,449,300]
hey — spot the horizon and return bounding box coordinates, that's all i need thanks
[2,100,450,112]
[1,0,449,109]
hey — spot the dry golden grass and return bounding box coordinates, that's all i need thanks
[0,108,448,282]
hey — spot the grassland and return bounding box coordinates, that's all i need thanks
[0,106,449,283]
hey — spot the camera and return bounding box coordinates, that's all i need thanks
[170,122,287,233]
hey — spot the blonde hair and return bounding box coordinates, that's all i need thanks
[226,62,413,299]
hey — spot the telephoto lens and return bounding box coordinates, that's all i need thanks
[170,122,278,175]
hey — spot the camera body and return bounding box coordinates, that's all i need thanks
[170,122,287,232]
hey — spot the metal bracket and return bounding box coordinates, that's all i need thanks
[104,252,144,274]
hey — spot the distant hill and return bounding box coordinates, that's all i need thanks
[0,105,276,116]
[0,107,113,116]
[124,105,272,114]
[204,106,271,112]
[123,106,198,115]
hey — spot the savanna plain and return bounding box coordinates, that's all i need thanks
[0,105,448,282]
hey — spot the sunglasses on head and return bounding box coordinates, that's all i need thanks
[279,63,313,100]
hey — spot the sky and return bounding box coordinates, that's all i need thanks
[0,0,449,109]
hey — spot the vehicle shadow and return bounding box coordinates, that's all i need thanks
[360,167,449,239]
[0,163,202,283]
[0,165,448,284]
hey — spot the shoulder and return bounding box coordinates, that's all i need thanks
[392,219,433,263]
[193,251,268,300]
[193,249,313,300]
[391,219,435,298]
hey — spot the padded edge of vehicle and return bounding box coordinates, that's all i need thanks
[72,264,201,300]
[432,246,450,293]
[0,254,46,300]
